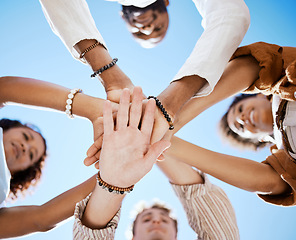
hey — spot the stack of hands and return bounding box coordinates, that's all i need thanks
[85,86,171,188]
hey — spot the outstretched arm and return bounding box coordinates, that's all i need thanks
[0,175,96,238]
[172,55,261,134]
[75,87,169,235]
[39,0,134,101]
[150,0,250,141]
[0,76,118,140]
[157,145,239,239]
[168,136,290,195]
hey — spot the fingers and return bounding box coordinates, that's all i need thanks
[84,156,98,166]
[103,100,114,135]
[141,98,156,136]
[129,86,143,128]
[116,88,130,130]
[86,136,103,157]
[144,140,171,164]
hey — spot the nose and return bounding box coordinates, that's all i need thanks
[138,24,155,35]
[237,112,247,125]
[20,142,29,154]
[151,216,161,224]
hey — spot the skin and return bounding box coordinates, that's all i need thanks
[159,56,289,196]
[122,6,169,48]
[3,127,46,174]
[81,87,170,229]
[227,94,274,139]
[133,208,177,240]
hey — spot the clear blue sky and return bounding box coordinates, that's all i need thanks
[1,0,296,239]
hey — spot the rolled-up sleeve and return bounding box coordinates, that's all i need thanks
[39,0,107,63]
[73,194,120,240]
[171,174,239,240]
[172,0,250,97]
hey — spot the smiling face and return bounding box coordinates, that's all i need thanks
[133,208,177,240]
[227,94,273,140]
[3,127,46,174]
[121,0,169,48]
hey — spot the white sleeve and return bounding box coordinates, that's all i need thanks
[172,0,250,97]
[39,0,107,63]
[0,128,11,206]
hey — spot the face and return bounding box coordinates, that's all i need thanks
[133,208,177,240]
[227,95,273,140]
[122,6,169,48]
[3,127,46,174]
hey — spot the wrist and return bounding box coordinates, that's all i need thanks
[98,171,134,194]
[101,67,134,92]
[157,75,207,118]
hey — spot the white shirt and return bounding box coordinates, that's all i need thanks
[273,95,296,159]
[39,0,250,97]
[0,127,11,207]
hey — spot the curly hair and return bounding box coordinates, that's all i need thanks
[132,202,178,236]
[0,118,47,200]
[219,94,272,151]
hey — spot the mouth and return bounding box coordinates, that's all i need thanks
[249,110,255,126]
[12,142,20,159]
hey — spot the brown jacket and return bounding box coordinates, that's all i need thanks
[231,42,296,206]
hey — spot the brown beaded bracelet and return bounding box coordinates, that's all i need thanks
[79,41,101,59]
[147,96,174,130]
[96,172,134,195]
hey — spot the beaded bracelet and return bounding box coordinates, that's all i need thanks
[147,96,174,130]
[65,88,82,119]
[91,58,118,78]
[96,171,134,195]
[79,41,101,59]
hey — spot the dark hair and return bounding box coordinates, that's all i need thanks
[121,0,167,21]
[219,94,272,151]
[0,118,47,200]
[132,203,178,236]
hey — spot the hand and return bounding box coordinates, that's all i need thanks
[149,107,174,159]
[98,87,170,187]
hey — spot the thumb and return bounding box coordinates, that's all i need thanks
[144,140,171,164]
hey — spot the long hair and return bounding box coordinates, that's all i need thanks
[0,119,47,200]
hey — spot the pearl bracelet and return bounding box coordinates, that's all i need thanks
[65,88,82,119]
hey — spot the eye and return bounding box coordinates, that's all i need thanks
[238,105,243,113]
[23,132,29,141]
[29,151,34,161]
[143,218,151,222]
[154,26,161,32]
[161,218,168,223]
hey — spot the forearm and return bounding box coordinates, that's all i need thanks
[81,182,125,229]
[0,175,96,238]
[74,39,134,92]
[157,75,207,120]
[172,56,261,132]
[169,136,289,195]
[0,76,105,122]
[157,153,204,185]
[172,178,239,240]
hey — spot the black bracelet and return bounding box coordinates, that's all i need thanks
[91,58,118,78]
[148,96,174,130]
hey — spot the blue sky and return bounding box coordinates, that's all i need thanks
[1,0,296,239]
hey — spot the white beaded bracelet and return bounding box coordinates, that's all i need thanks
[65,88,82,119]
